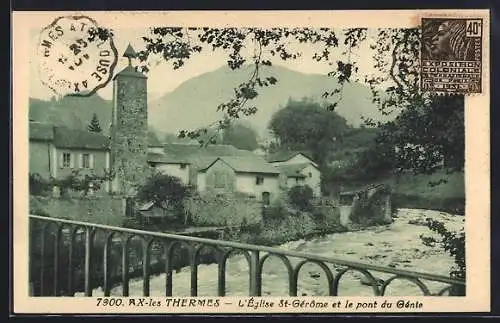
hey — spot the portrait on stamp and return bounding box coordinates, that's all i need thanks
[421,18,483,94]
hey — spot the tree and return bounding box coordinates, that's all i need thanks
[288,185,314,212]
[222,122,259,151]
[87,26,464,178]
[135,172,192,224]
[268,98,349,167]
[87,113,102,133]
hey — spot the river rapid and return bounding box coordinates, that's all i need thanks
[87,208,464,297]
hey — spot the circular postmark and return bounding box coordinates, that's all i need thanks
[37,15,118,97]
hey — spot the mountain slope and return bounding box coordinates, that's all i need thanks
[29,96,112,134]
[29,64,394,138]
[149,64,394,136]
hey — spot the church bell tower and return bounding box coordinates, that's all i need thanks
[110,44,148,195]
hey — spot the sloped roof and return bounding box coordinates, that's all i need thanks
[114,65,147,79]
[29,122,110,150]
[29,122,54,141]
[201,156,280,175]
[53,126,110,150]
[162,143,257,168]
[266,150,314,163]
[147,152,190,164]
[277,163,310,178]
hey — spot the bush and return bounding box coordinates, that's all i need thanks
[249,212,317,245]
[29,173,54,196]
[262,203,288,224]
[135,172,192,225]
[419,218,465,295]
[184,192,262,227]
[288,185,314,212]
[55,170,111,197]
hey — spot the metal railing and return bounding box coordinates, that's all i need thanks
[28,214,466,297]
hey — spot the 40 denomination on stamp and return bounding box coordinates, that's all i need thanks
[37,15,118,97]
[420,17,483,95]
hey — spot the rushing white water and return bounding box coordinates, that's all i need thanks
[85,208,464,297]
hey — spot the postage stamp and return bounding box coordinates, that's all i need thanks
[12,10,490,315]
[37,15,118,97]
[420,18,483,94]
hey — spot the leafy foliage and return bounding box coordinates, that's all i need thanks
[268,98,349,167]
[419,218,465,295]
[420,219,465,279]
[30,171,112,197]
[184,192,262,227]
[29,173,54,196]
[221,122,259,151]
[87,25,464,179]
[55,169,112,197]
[378,95,464,175]
[87,113,102,133]
[135,172,192,223]
[288,185,314,212]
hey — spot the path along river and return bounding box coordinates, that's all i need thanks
[87,208,464,297]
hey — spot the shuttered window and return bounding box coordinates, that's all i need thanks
[61,152,71,168]
[82,154,90,168]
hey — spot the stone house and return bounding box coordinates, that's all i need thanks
[146,143,282,203]
[29,122,111,184]
[266,151,322,196]
[196,156,281,204]
[147,151,191,186]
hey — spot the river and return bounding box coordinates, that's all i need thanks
[86,208,464,297]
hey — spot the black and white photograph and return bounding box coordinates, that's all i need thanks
[12,10,490,314]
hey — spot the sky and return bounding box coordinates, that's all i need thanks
[29,26,381,101]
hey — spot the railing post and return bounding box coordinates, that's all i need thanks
[84,227,94,296]
[121,235,130,296]
[164,241,173,296]
[249,250,261,296]
[53,226,62,296]
[142,239,151,297]
[39,224,46,296]
[103,234,112,296]
[190,246,198,297]
[67,227,75,296]
[218,254,226,297]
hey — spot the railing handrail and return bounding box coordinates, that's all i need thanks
[29,214,465,286]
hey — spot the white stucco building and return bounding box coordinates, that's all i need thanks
[267,151,322,197]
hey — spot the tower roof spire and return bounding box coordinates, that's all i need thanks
[123,44,137,66]
[113,43,147,79]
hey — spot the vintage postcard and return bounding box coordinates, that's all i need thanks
[12,10,490,314]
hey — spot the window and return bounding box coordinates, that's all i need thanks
[308,172,312,178]
[256,176,264,185]
[295,178,299,184]
[180,164,187,169]
[82,154,90,168]
[62,153,71,168]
